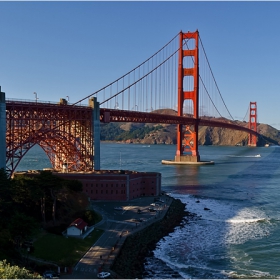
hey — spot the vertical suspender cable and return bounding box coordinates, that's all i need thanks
[146,61,148,111]
[133,70,136,110]
[151,59,153,111]
[127,74,130,110]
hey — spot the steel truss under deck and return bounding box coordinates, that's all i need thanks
[6,100,94,175]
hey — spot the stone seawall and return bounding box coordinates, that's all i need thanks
[111,198,196,279]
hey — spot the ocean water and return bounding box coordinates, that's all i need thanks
[16,143,280,278]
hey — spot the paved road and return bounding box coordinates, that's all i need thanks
[62,195,172,279]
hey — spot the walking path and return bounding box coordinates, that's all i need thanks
[61,194,172,279]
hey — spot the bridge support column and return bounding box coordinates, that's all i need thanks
[175,31,200,163]
[162,31,214,166]
[248,101,257,147]
[89,97,100,170]
[0,87,6,170]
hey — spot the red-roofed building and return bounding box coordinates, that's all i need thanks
[67,218,88,236]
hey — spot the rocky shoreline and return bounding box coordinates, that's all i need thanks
[111,198,197,279]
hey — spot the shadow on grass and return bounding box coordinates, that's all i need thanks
[31,229,104,267]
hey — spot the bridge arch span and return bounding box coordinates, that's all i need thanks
[6,99,99,176]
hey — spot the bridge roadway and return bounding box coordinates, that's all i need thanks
[100,109,259,136]
[62,194,173,279]
[5,100,258,136]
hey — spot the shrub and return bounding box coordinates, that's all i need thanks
[0,259,41,279]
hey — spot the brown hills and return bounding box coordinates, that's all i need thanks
[101,109,280,146]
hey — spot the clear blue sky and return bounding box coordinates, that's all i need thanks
[1,1,280,129]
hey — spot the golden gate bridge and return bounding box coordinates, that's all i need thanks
[1,30,259,176]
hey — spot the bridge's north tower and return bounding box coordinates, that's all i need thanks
[248,101,257,146]
[175,30,200,163]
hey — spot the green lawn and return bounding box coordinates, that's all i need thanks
[31,229,104,266]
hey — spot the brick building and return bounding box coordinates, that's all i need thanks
[15,169,161,201]
[56,170,161,201]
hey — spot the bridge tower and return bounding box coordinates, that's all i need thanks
[175,30,200,163]
[248,101,257,146]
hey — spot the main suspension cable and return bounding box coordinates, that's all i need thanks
[199,36,234,120]
[72,32,181,106]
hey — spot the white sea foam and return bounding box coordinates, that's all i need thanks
[148,193,273,278]
[227,155,261,158]
[224,207,270,245]
[176,193,239,222]
[226,217,266,223]
[226,268,273,279]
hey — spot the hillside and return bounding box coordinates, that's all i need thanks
[100,110,280,146]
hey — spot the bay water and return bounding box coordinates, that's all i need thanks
[16,143,280,278]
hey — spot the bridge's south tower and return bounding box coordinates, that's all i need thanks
[175,30,200,162]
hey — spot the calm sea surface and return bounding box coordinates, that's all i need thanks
[16,143,280,278]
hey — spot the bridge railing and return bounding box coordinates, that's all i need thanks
[6,98,89,107]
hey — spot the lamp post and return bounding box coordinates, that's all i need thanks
[33,92,38,102]
[25,246,30,265]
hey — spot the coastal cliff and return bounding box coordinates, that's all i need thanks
[101,120,280,146]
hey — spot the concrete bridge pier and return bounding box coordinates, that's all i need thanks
[174,155,201,163]
[162,157,214,165]
[0,87,6,170]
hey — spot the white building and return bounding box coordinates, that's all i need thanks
[67,218,88,236]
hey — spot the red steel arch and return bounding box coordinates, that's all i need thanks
[6,99,96,175]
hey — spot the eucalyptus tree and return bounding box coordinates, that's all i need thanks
[8,212,38,249]
[0,168,13,223]
[12,175,43,220]
[35,170,63,225]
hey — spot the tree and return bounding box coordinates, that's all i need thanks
[35,171,63,225]
[0,229,15,260]
[0,168,10,189]
[0,260,41,279]
[63,179,83,192]
[11,175,43,219]
[0,168,13,222]
[8,212,39,249]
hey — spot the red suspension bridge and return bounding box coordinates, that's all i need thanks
[1,30,259,175]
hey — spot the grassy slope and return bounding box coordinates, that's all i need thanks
[32,229,104,267]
